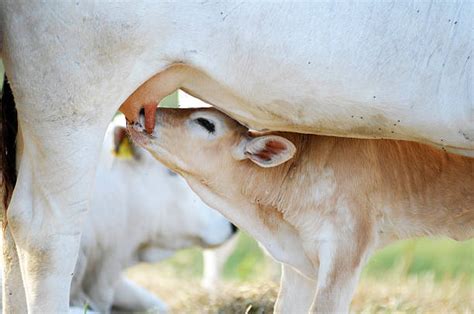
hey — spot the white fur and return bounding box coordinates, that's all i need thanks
[1,2,472,311]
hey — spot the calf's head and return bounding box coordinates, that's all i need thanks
[127,108,297,196]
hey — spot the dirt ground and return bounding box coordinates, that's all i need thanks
[127,264,474,314]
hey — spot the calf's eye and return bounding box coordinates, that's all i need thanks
[194,117,215,134]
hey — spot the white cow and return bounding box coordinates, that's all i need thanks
[128,107,474,313]
[0,118,236,312]
[1,2,472,312]
[70,119,235,312]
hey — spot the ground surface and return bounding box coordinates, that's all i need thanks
[126,233,474,314]
[128,267,473,314]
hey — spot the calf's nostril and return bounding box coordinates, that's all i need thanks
[137,109,146,130]
[231,223,238,234]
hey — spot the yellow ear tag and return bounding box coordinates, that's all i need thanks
[112,137,134,160]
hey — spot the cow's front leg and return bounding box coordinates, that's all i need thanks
[274,264,317,314]
[7,122,107,313]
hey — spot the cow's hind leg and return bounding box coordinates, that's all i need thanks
[6,108,112,312]
[2,226,27,313]
[1,77,26,313]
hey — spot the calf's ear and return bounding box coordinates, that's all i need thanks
[243,135,296,168]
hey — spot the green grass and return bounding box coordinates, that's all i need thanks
[364,237,474,281]
[160,91,179,108]
[159,233,474,282]
[222,233,268,281]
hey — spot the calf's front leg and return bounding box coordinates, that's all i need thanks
[308,228,374,313]
[274,264,317,314]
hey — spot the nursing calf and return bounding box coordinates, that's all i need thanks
[128,108,474,313]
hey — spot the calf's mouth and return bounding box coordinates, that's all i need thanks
[126,118,153,147]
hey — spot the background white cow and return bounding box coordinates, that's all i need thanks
[1,2,472,311]
[1,116,236,312]
[70,117,236,312]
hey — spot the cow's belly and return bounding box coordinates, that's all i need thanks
[7,2,471,155]
[181,64,473,156]
[174,2,472,155]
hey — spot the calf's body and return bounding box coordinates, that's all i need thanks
[129,108,473,313]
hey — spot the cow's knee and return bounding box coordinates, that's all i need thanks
[7,190,33,247]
